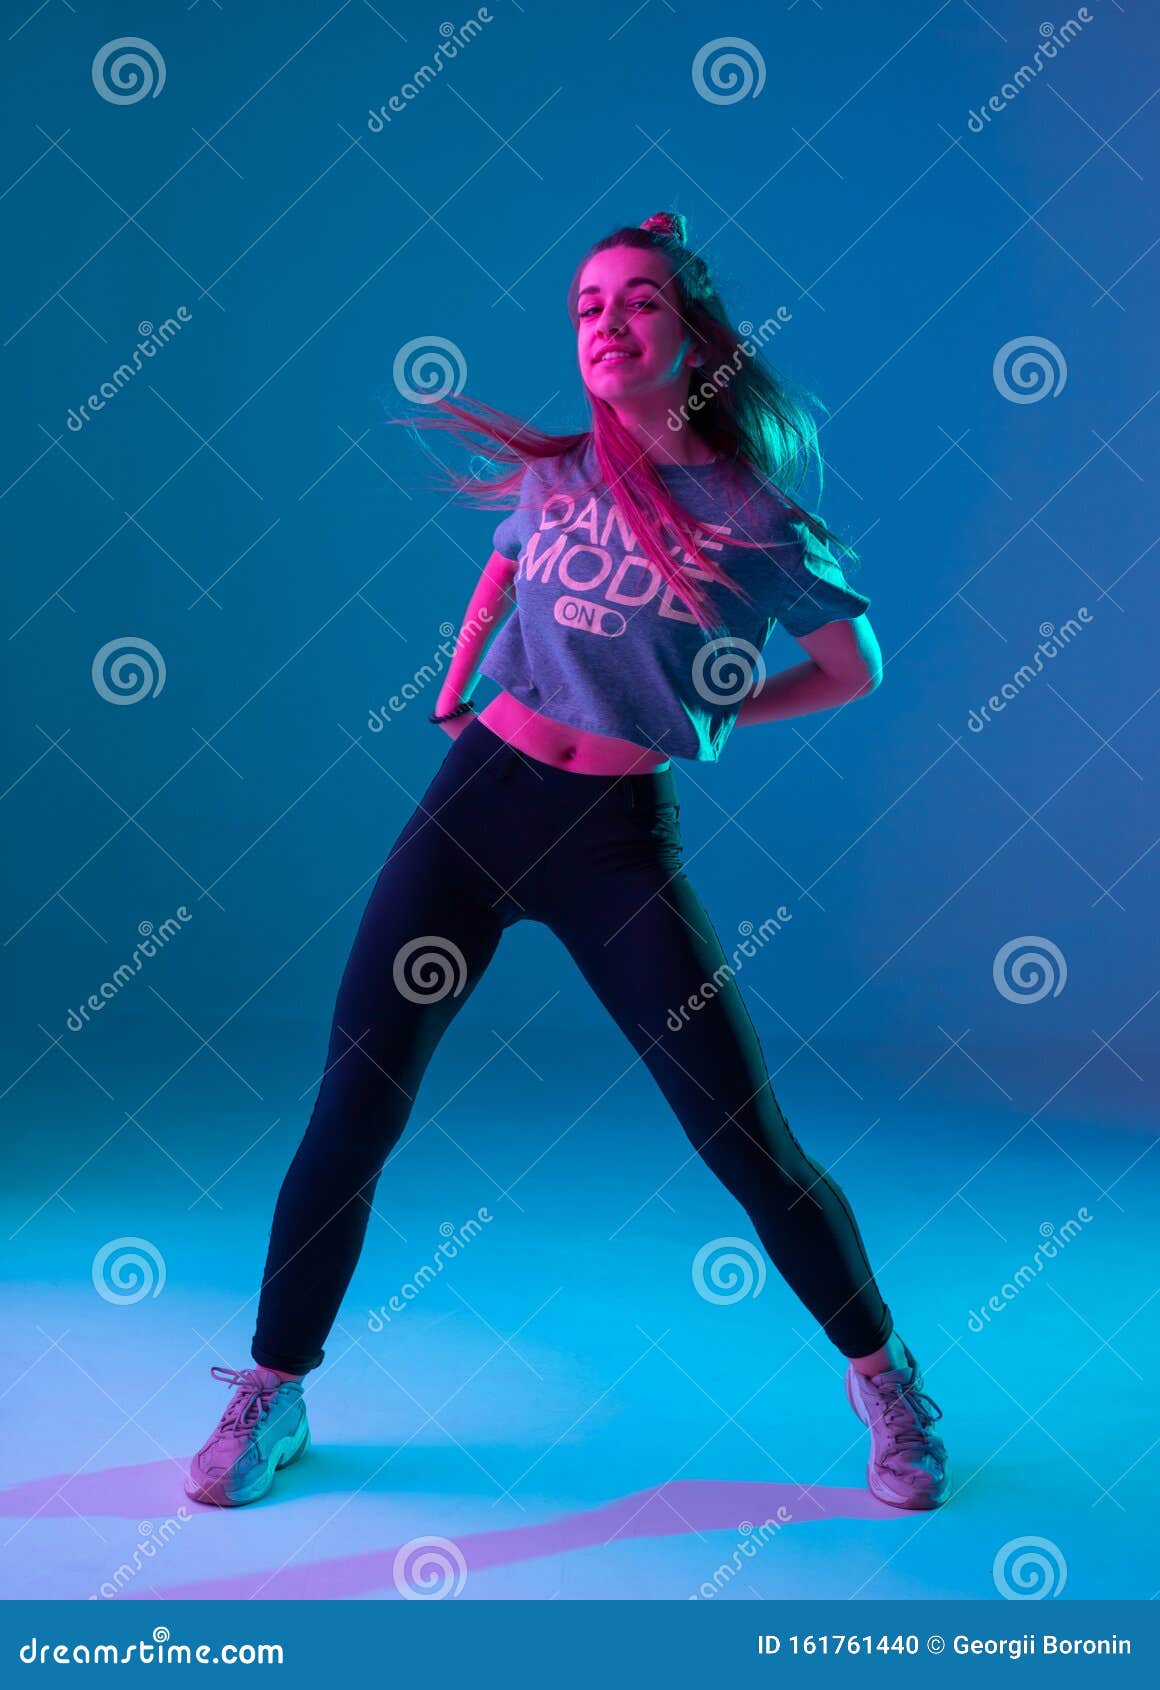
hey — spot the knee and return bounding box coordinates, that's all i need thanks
[312,1033,414,1120]
[297,1070,407,1178]
[695,1109,818,1203]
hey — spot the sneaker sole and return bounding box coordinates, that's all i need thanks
[845,1366,951,1511]
[185,1416,310,1509]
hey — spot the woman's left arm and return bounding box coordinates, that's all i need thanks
[734,615,882,728]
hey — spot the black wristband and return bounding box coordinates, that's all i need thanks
[428,699,477,725]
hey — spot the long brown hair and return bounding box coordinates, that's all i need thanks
[387,210,858,633]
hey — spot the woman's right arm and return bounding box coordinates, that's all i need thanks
[432,549,518,729]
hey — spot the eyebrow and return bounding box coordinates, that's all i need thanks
[577,275,666,298]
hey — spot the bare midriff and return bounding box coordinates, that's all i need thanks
[476,689,671,775]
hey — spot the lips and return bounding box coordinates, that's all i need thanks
[593,348,639,364]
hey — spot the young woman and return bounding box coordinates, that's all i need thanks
[186,212,949,1515]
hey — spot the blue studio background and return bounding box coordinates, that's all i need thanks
[1,0,1157,1604]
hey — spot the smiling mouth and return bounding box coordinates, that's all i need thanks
[594,350,638,365]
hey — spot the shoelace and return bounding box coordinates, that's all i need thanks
[209,1364,279,1435]
[875,1373,947,1460]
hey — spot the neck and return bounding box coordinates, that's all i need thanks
[609,400,717,468]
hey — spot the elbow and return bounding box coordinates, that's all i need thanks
[845,662,882,701]
[801,616,881,702]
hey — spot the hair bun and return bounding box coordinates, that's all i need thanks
[639,211,687,243]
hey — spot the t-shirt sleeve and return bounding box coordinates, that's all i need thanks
[767,516,871,637]
[490,463,541,562]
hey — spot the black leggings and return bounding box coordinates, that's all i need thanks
[251,715,893,1374]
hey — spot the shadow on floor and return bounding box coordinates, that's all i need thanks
[1,1449,939,1600]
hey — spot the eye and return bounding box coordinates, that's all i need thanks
[579,297,659,320]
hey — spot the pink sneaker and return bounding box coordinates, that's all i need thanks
[845,1341,950,1510]
[185,1364,310,1508]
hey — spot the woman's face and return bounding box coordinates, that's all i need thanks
[576,245,697,403]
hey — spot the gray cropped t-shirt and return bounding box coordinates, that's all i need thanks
[479,439,871,763]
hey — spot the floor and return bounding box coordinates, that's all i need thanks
[3,1022,1156,1602]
